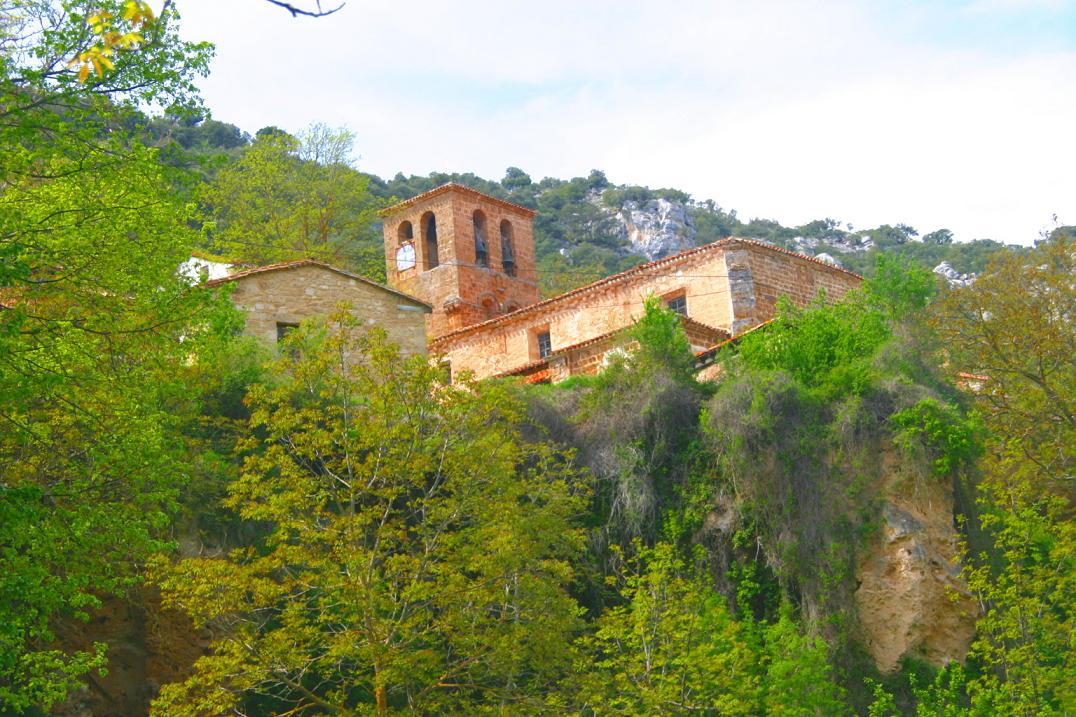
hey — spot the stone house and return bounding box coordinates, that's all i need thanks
[379,183,863,381]
[206,259,431,357]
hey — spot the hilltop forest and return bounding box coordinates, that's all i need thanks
[1,3,1072,717]
[133,101,1034,297]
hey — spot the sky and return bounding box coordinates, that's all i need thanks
[174,0,1076,245]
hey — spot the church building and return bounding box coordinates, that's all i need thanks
[380,183,863,383]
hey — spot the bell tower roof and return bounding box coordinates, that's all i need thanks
[379,182,537,218]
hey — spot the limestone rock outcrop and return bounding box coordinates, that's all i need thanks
[933,260,976,287]
[854,477,978,673]
[617,198,698,259]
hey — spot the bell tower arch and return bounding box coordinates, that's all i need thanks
[381,183,541,339]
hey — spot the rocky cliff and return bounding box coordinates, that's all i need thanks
[855,466,978,673]
[52,588,207,717]
[614,197,698,259]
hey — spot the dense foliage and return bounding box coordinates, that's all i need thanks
[0,1,222,708]
[153,318,586,715]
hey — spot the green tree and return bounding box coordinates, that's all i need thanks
[201,122,383,277]
[923,229,954,245]
[0,0,216,709]
[760,604,848,716]
[932,232,1074,501]
[152,317,587,716]
[922,233,1075,716]
[870,233,1075,715]
[572,542,761,715]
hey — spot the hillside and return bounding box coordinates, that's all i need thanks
[135,115,1029,295]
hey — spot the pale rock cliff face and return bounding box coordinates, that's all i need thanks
[813,252,844,268]
[616,198,697,260]
[855,470,978,673]
[934,260,976,287]
[786,233,874,256]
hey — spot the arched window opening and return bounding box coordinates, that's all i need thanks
[422,212,439,269]
[500,219,516,277]
[395,221,416,271]
[480,296,497,320]
[473,210,489,267]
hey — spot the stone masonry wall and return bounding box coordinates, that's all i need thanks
[434,247,736,379]
[744,243,861,322]
[433,239,863,381]
[227,264,429,357]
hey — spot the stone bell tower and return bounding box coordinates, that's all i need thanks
[381,183,541,339]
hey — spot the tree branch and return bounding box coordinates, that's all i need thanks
[265,0,345,18]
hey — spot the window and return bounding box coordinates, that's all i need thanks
[422,212,439,269]
[276,322,299,342]
[396,221,416,270]
[500,219,516,277]
[536,330,552,359]
[666,293,687,317]
[276,322,300,357]
[473,210,488,267]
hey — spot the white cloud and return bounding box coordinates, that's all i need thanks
[173,0,1075,244]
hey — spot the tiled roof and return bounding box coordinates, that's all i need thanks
[693,319,775,367]
[494,358,550,378]
[956,371,990,381]
[431,237,861,347]
[548,316,727,358]
[523,368,553,384]
[547,326,624,357]
[378,183,538,218]
[204,258,432,310]
[492,317,729,381]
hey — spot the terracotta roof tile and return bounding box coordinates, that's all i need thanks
[379,183,538,218]
[693,319,775,366]
[431,238,860,347]
[493,358,550,378]
[956,372,990,381]
[523,368,553,384]
[204,258,432,310]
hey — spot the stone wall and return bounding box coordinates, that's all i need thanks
[432,239,862,381]
[225,264,430,357]
[744,242,861,325]
[433,246,736,379]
